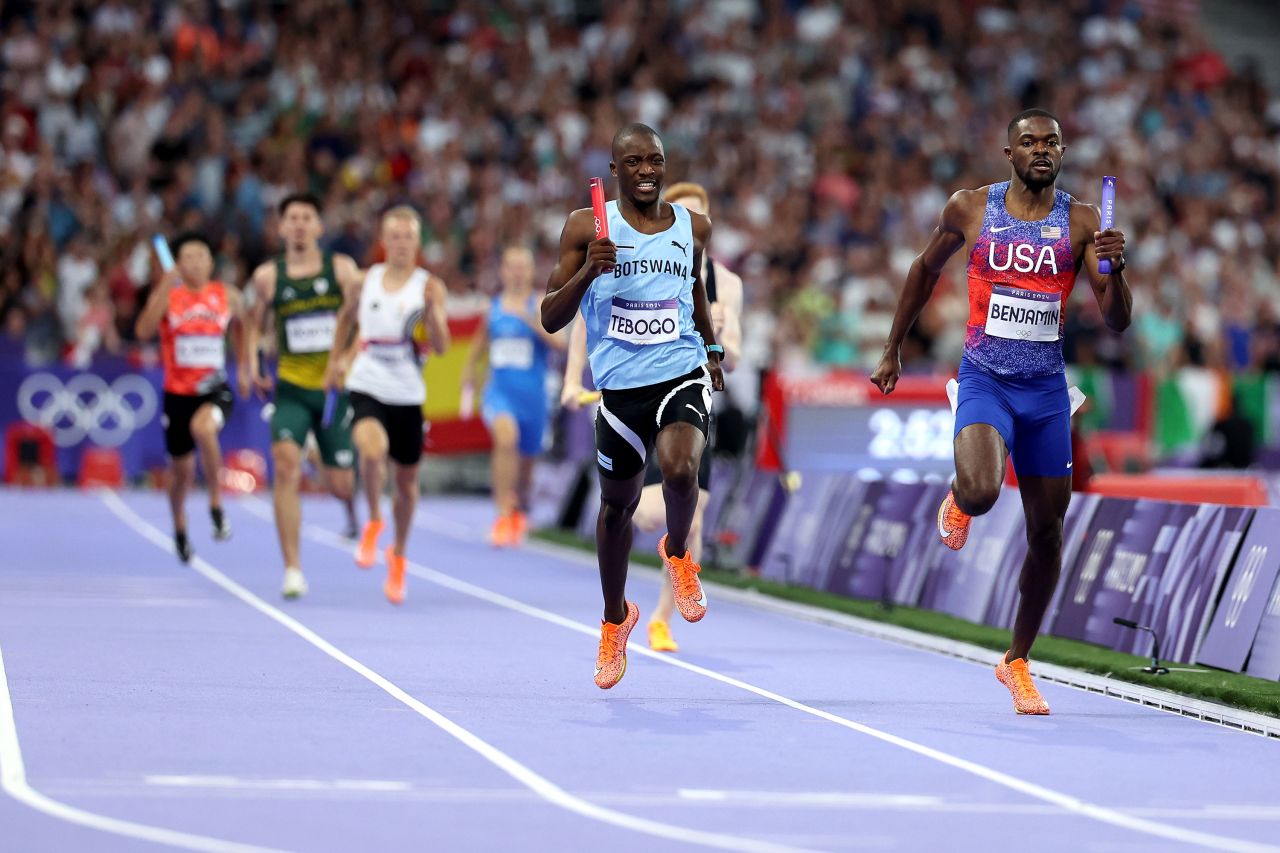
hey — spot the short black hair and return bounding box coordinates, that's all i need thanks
[172,231,213,255]
[1008,108,1060,138]
[611,123,662,157]
[278,191,323,217]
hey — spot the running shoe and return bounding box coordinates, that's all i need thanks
[659,534,707,623]
[489,514,514,548]
[210,507,232,541]
[995,655,1051,715]
[937,490,972,551]
[384,547,406,605]
[175,530,193,564]
[282,567,308,600]
[594,601,639,689]
[511,510,529,545]
[355,519,384,569]
[648,619,679,653]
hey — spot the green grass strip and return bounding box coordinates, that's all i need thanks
[534,528,1280,718]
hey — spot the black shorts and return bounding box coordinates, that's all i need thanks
[350,391,424,466]
[163,385,233,458]
[596,366,712,481]
[644,413,714,490]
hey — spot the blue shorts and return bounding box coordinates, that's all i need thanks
[953,358,1072,478]
[482,384,547,457]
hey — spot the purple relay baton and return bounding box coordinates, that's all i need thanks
[1098,175,1117,274]
[321,388,338,428]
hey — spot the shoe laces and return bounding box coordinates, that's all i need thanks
[666,550,702,598]
[1007,661,1040,701]
[944,496,970,529]
[598,621,625,665]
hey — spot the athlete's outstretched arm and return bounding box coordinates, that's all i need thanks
[542,209,613,333]
[1076,203,1132,333]
[423,276,450,355]
[134,269,178,341]
[560,311,590,410]
[324,271,365,393]
[688,211,723,391]
[872,191,972,395]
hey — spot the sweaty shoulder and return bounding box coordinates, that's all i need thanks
[563,207,596,244]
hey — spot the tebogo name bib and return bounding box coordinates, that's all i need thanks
[490,337,534,370]
[285,313,337,353]
[985,286,1061,342]
[607,297,679,346]
[175,334,225,369]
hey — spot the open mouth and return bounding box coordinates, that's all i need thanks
[635,180,658,192]
[1032,160,1052,171]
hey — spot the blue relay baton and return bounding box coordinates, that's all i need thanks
[1098,176,1117,275]
[152,234,175,272]
[321,388,338,428]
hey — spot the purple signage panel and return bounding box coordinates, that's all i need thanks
[1143,505,1253,663]
[759,471,839,585]
[1113,502,1199,655]
[986,492,1101,630]
[923,491,1025,623]
[823,480,930,602]
[1199,508,1280,673]
[888,482,951,606]
[824,480,886,599]
[1079,500,1174,647]
[528,459,582,530]
[1245,571,1280,680]
[1050,498,1139,640]
[721,470,780,567]
[802,474,867,591]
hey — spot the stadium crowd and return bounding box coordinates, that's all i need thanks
[2,0,1280,387]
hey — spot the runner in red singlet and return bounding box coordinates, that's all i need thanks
[136,232,245,563]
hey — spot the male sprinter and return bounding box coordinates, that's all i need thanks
[543,124,724,689]
[871,109,1132,714]
[326,206,448,605]
[136,232,242,562]
[462,246,567,547]
[562,181,742,652]
[240,193,365,599]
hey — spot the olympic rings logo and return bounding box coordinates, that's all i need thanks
[17,372,159,448]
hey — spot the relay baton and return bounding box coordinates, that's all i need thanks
[152,234,175,272]
[577,390,602,406]
[589,177,609,240]
[1098,176,1117,274]
[321,388,338,428]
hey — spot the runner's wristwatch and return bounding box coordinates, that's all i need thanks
[706,344,724,356]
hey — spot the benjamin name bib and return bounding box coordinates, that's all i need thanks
[985,286,1061,342]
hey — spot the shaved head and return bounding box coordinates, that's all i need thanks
[611,123,662,159]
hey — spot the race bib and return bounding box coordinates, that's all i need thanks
[175,335,225,369]
[490,337,534,370]
[985,286,1061,342]
[285,313,337,353]
[607,297,679,346]
[364,341,413,365]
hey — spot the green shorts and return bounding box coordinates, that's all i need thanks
[271,379,355,469]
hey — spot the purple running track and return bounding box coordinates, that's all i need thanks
[0,488,1277,853]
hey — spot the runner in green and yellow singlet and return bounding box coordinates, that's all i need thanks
[240,192,366,599]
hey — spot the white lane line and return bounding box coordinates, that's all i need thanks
[378,503,1280,853]
[106,492,814,853]
[0,647,286,853]
[145,777,412,792]
[679,790,943,808]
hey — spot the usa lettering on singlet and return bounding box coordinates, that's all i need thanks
[963,182,1076,377]
[582,200,704,390]
[345,264,428,406]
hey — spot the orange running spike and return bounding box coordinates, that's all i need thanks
[995,656,1051,715]
[659,534,707,623]
[384,546,406,605]
[594,601,639,689]
[937,491,972,551]
[355,519,384,569]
